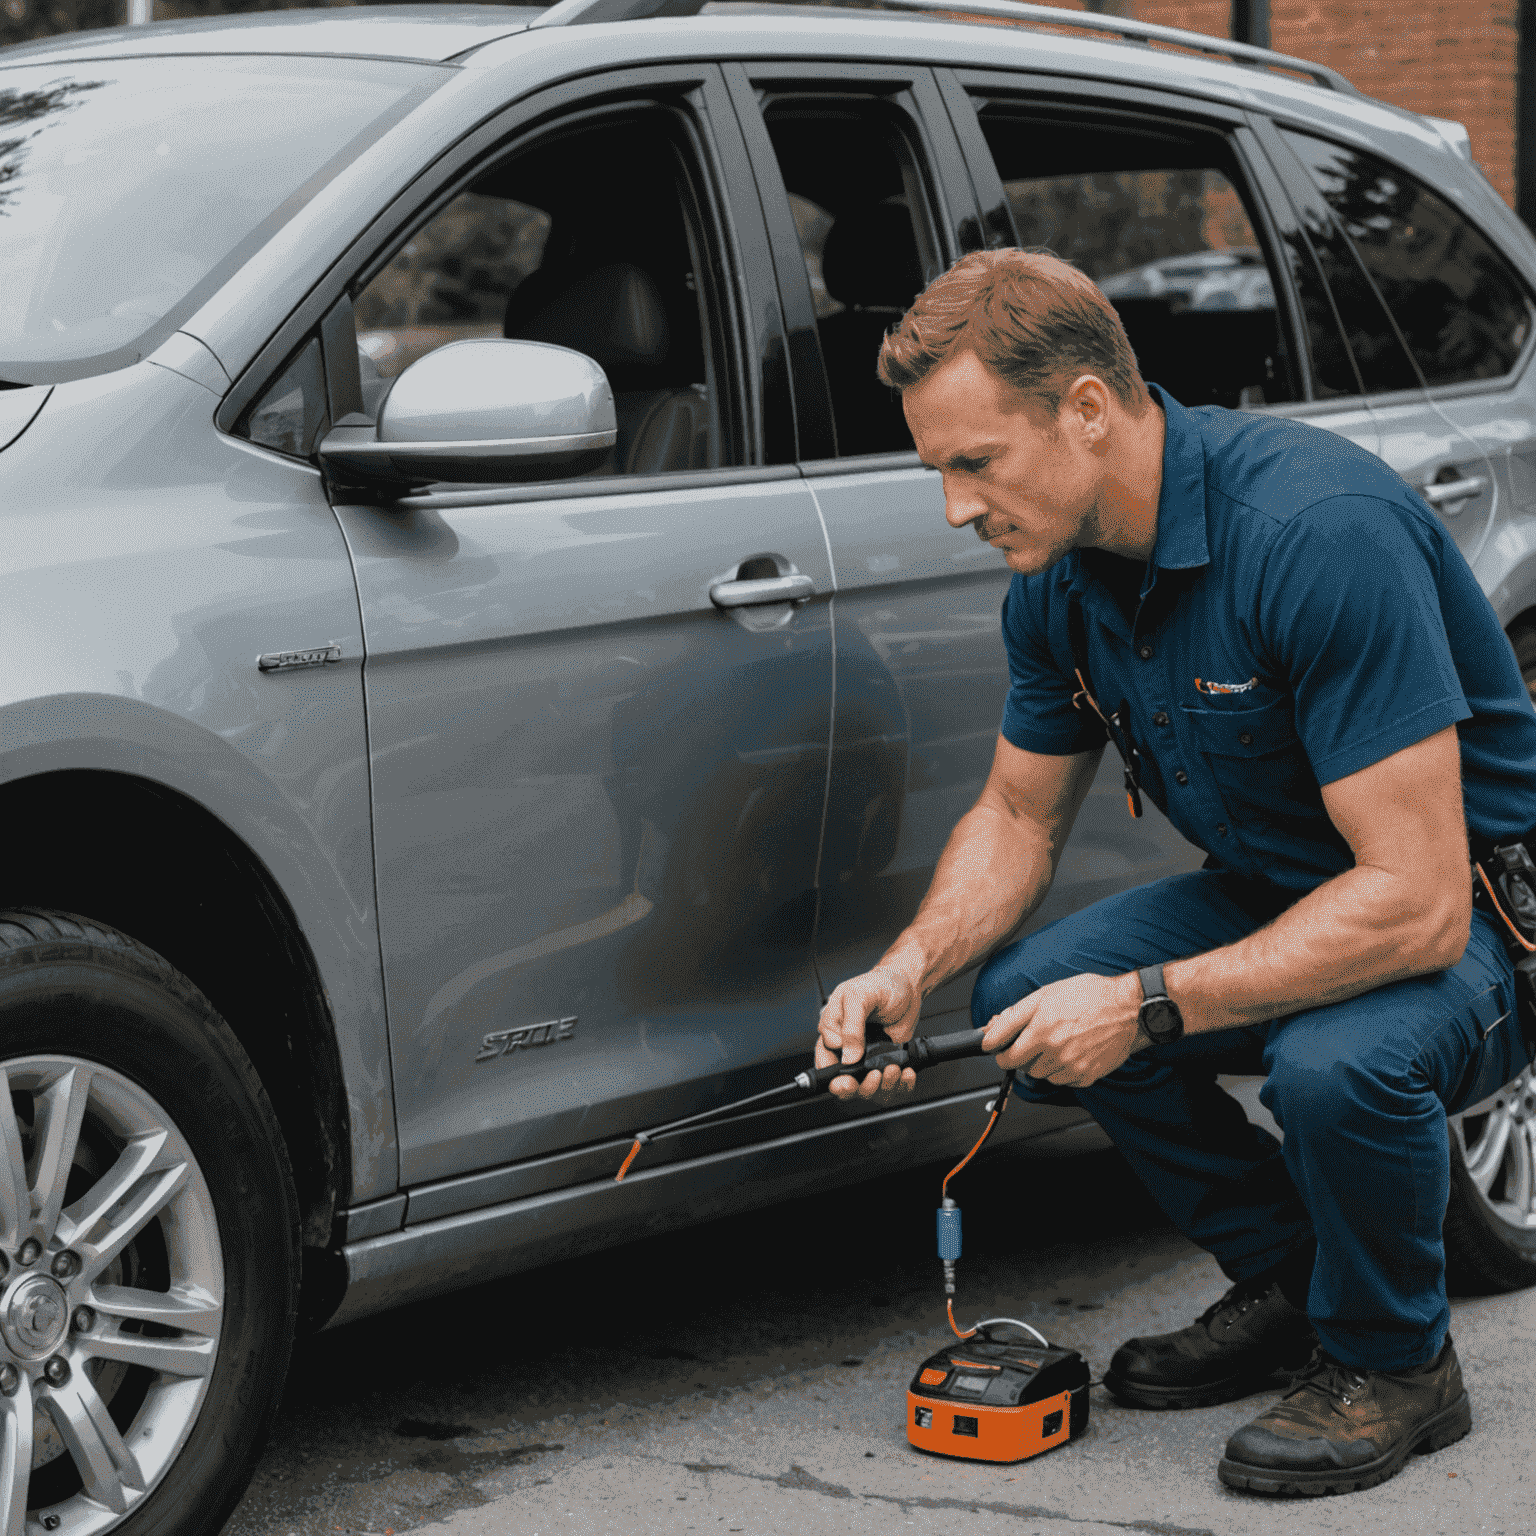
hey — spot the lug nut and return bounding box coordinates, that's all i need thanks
[71,1308,94,1334]
[0,1365,17,1397]
[17,1240,40,1267]
[50,1252,78,1280]
[42,1357,68,1387]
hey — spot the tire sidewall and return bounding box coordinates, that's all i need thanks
[0,937,298,1536]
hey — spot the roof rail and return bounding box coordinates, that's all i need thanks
[532,0,1357,96]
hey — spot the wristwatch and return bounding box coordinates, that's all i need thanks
[1136,963,1184,1046]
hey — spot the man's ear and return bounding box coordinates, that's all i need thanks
[1062,375,1113,447]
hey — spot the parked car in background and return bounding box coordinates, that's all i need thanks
[3,2,1536,1532]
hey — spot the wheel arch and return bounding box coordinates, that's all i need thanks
[0,767,352,1312]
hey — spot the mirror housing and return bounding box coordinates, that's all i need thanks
[318,339,616,491]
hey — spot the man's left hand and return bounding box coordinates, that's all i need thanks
[981,971,1145,1086]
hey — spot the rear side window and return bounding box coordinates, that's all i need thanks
[977,110,1296,410]
[1282,130,1534,387]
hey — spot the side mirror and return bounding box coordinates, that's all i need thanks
[318,338,616,492]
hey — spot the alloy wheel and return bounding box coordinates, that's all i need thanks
[1450,1063,1536,1235]
[0,1056,222,1536]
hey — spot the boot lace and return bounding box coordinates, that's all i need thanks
[1284,1348,1369,1408]
[1196,1278,1275,1332]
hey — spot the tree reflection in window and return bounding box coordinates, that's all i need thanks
[1282,130,1534,387]
[0,79,105,216]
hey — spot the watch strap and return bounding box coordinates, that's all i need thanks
[1137,962,1167,1002]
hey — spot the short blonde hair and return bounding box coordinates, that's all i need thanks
[877,248,1147,410]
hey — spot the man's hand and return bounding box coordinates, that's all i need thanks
[981,971,1144,1086]
[815,966,922,1100]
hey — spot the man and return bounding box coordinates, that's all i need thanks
[814,249,1536,1496]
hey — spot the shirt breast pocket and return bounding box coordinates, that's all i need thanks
[1180,697,1320,823]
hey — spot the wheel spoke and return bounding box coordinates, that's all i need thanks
[29,1067,92,1241]
[79,1162,188,1284]
[90,1283,221,1337]
[87,1331,215,1379]
[55,1130,169,1250]
[0,1378,32,1536]
[1466,1107,1513,1195]
[1511,1122,1536,1218]
[46,1375,145,1515]
[0,1075,30,1251]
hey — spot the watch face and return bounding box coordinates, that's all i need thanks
[1140,997,1183,1042]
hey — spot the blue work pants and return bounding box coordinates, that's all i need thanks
[972,870,1526,1371]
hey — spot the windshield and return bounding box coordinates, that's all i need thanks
[0,54,442,384]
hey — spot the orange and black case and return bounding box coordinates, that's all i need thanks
[907,1333,1090,1463]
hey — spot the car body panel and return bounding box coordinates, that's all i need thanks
[0,361,397,1198]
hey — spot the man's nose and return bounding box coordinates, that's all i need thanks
[942,481,986,531]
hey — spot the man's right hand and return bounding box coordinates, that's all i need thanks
[814,965,922,1100]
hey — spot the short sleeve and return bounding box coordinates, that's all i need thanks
[999,577,1110,756]
[1258,495,1471,785]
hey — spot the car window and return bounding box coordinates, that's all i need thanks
[349,111,742,478]
[975,111,1296,410]
[760,102,942,457]
[1281,130,1534,388]
[0,55,438,386]
[242,339,328,460]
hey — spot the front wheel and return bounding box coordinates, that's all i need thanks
[0,911,299,1536]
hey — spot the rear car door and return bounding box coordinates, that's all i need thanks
[323,67,835,1193]
[1256,121,1536,595]
[726,61,1035,1034]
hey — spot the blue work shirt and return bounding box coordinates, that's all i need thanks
[1000,386,1536,892]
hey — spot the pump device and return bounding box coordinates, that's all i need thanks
[614,1024,1092,1465]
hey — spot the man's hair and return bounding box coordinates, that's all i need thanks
[876,248,1148,411]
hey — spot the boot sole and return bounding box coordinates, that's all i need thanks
[1216,1391,1472,1497]
[1102,1361,1304,1411]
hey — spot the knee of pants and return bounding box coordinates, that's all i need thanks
[971,943,1041,1029]
[1261,1029,1403,1138]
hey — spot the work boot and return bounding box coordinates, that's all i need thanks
[1103,1278,1316,1409]
[1218,1337,1471,1496]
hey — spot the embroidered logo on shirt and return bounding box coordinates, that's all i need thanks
[1194,676,1259,696]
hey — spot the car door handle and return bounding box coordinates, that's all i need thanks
[1422,475,1487,508]
[709,573,816,608]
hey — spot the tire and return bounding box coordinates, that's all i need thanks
[0,909,299,1536]
[1442,623,1536,1293]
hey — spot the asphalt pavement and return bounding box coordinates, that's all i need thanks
[223,1102,1536,1536]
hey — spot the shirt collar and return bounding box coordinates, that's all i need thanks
[1056,382,1211,597]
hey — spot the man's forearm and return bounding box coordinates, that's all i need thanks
[874,798,1058,1002]
[1166,862,1472,1035]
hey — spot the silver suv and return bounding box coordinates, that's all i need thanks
[3,3,1535,1531]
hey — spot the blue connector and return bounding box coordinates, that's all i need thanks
[937,1197,961,1295]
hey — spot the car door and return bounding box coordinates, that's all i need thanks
[1257,121,1536,596]
[328,67,835,1193]
[725,61,1041,1034]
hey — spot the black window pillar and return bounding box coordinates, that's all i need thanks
[1232,0,1271,49]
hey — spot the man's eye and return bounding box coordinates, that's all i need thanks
[956,458,989,474]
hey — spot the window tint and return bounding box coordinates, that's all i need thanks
[761,103,939,456]
[353,113,741,478]
[241,339,327,460]
[1282,130,1534,387]
[978,112,1295,409]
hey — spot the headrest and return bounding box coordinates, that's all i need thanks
[504,262,671,390]
[821,202,924,313]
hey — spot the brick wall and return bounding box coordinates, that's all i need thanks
[1058,0,1521,206]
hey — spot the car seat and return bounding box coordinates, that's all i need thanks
[504,261,709,474]
[817,201,924,455]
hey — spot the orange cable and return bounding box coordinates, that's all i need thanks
[1476,863,1536,953]
[947,1298,977,1340]
[941,1105,1002,1203]
[614,1137,645,1182]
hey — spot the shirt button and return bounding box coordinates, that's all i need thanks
[1175,770,1189,786]
[1216,823,1228,836]
[1138,644,1154,660]
[1239,732,1254,746]
[1153,711,1170,727]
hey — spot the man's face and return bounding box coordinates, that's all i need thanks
[904,350,1104,577]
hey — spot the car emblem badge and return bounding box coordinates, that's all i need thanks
[5,1275,67,1357]
[257,641,344,673]
[476,1016,577,1063]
